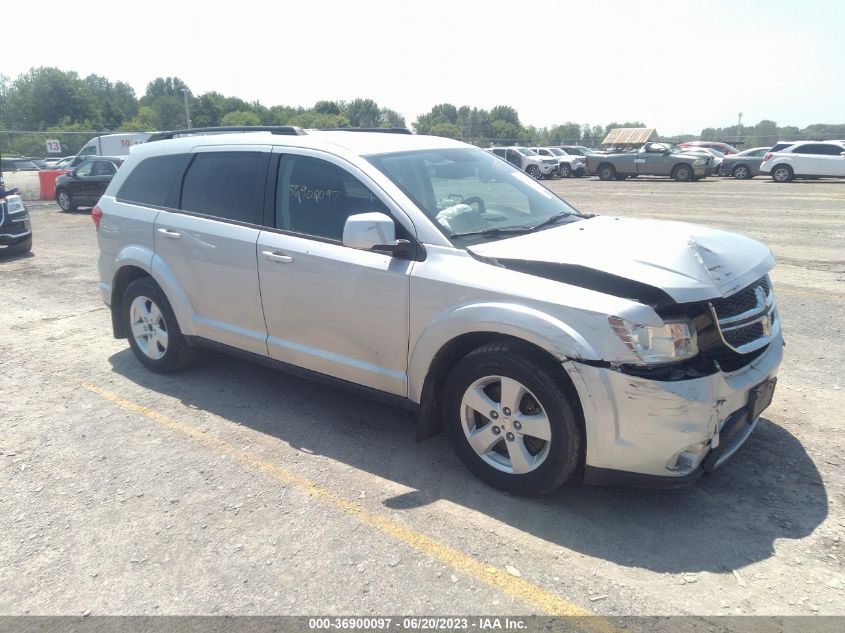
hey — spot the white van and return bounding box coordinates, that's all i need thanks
[69,133,152,168]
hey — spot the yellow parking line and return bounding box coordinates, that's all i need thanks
[81,382,610,625]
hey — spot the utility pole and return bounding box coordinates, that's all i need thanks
[736,112,743,145]
[182,88,192,129]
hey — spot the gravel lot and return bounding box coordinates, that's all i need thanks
[1,176,843,619]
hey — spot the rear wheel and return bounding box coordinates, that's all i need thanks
[597,164,615,181]
[56,190,76,212]
[122,277,198,373]
[771,165,794,183]
[443,341,583,495]
[733,164,752,180]
[672,164,693,182]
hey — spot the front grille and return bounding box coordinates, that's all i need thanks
[1,219,28,234]
[709,276,777,354]
[711,276,771,318]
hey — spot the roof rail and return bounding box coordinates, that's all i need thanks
[147,126,306,143]
[321,127,413,135]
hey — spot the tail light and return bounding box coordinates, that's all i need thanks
[763,152,773,162]
[91,205,103,230]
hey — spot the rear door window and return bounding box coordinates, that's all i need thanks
[118,154,190,207]
[180,151,266,224]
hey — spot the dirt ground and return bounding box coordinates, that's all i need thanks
[1,175,843,620]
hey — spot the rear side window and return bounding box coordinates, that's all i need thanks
[118,154,189,207]
[180,151,265,224]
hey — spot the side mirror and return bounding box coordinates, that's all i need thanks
[343,212,407,255]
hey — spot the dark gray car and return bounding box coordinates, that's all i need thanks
[718,147,771,179]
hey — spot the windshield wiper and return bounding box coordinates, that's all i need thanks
[449,226,534,239]
[528,211,573,231]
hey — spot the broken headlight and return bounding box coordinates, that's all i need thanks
[608,316,698,365]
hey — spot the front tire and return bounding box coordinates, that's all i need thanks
[597,164,616,181]
[771,165,794,183]
[122,277,197,373]
[443,341,583,496]
[559,163,572,178]
[526,165,542,180]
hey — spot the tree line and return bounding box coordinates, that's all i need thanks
[1,67,843,157]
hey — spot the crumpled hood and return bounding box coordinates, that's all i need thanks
[467,216,775,305]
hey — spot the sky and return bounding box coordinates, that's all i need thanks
[5,0,844,135]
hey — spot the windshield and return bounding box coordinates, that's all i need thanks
[367,148,582,244]
[517,148,536,156]
[548,148,565,156]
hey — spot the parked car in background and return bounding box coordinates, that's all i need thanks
[558,145,594,160]
[680,141,739,155]
[718,147,771,179]
[1,157,43,172]
[487,147,557,179]
[45,155,74,167]
[586,142,711,181]
[26,158,51,170]
[53,156,75,169]
[683,147,725,175]
[760,141,845,182]
[0,192,32,255]
[68,132,151,168]
[528,147,586,177]
[55,156,125,212]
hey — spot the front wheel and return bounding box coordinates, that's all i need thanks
[122,277,198,373]
[526,165,542,180]
[559,163,572,178]
[443,341,583,495]
[597,164,615,181]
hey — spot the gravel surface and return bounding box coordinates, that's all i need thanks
[1,176,843,618]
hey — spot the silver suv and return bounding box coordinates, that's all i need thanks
[96,127,783,494]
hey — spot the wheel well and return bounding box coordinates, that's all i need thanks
[733,162,749,172]
[598,162,614,172]
[672,162,692,176]
[773,163,793,172]
[415,333,583,442]
[110,265,152,338]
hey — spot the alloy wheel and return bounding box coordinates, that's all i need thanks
[459,375,552,474]
[129,295,169,360]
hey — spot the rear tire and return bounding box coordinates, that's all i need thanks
[56,190,76,212]
[771,165,794,183]
[443,340,583,496]
[672,164,693,182]
[122,277,198,373]
[597,164,615,181]
[732,164,752,180]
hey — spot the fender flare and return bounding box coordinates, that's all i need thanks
[407,301,599,404]
[110,247,197,337]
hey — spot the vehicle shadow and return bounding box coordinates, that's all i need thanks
[109,348,827,574]
[0,249,34,261]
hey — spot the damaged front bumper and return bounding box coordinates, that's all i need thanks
[564,333,784,487]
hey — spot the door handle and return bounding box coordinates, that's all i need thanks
[261,250,294,263]
[157,228,181,239]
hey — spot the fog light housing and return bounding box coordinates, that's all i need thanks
[666,440,710,473]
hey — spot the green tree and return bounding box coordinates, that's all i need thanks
[345,98,381,127]
[220,110,261,126]
[379,108,406,128]
[429,122,461,138]
[490,105,520,126]
[313,100,342,115]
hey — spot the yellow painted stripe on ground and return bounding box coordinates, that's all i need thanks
[81,381,611,626]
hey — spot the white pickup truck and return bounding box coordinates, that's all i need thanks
[530,147,587,177]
